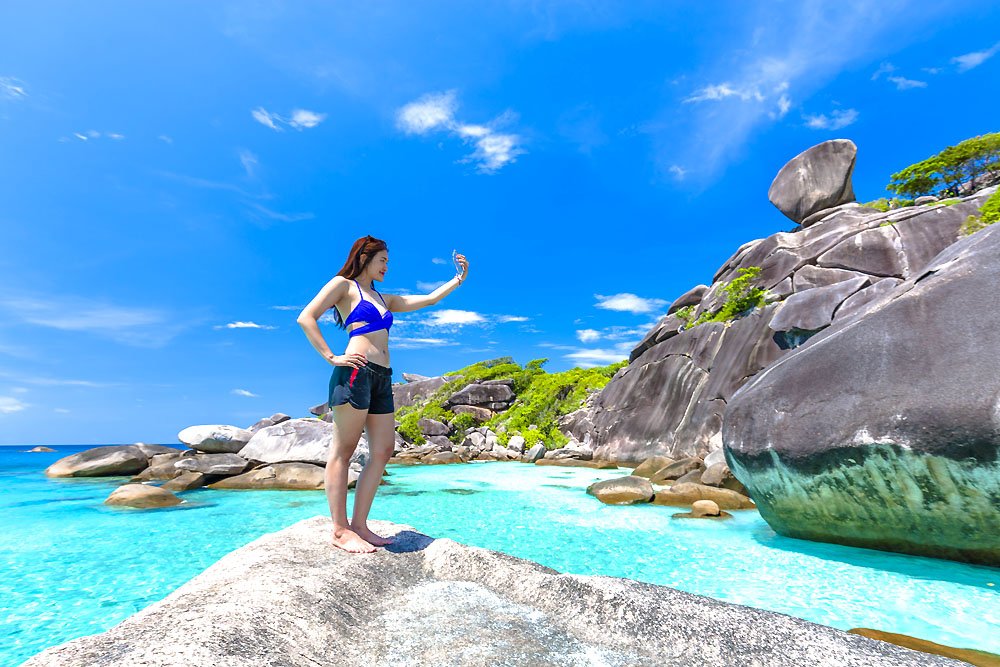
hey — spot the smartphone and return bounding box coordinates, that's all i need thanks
[452,249,460,272]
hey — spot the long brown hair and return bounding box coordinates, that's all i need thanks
[331,235,388,329]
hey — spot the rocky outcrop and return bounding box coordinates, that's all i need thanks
[571,176,993,466]
[177,425,252,454]
[21,516,957,667]
[175,453,250,476]
[443,378,515,419]
[104,483,183,508]
[45,445,181,478]
[768,139,857,224]
[392,374,449,408]
[723,221,1000,566]
[209,462,325,490]
[247,413,291,434]
[238,418,367,466]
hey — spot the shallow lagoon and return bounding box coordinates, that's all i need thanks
[2,445,997,666]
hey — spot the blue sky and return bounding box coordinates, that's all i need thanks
[1,1,998,445]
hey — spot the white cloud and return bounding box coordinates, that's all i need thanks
[252,107,326,131]
[425,309,486,326]
[73,133,88,141]
[804,108,858,130]
[252,107,280,130]
[0,396,28,414]
[270,305,302,311]
[158,135,174,144]
[246,202,314,223]
[496,315,529,323]
[239,149,258,178]
[232,388,259,397]
[431,257,447,265]
[215,321,278,330]
[54,408,70,414]
[288,109,327,129]
[776,94,791,117]
[887,75,926,90]
[594,293,668,314]
[396,90,525,173]
[464,132,524,173]
[392,337,458,349]
[416,280,448,291]
[669,165,686,180]
[684,83,763,103]
[0,292,188,348]
[397,91,458,135]
[0,76,27,99]
[952,42,1000,72]
[871,62,896,80]
[564,347,628,367]
[576,329,600,343]
[922,67,942,75]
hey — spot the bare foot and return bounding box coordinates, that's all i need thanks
[331,527,377,553]
[351,523,395,546]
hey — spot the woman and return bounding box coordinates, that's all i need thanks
[297,235,469,553]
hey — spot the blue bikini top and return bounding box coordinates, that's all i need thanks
[344,279,393,337]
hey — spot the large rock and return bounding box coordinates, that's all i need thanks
[724,224,1000,566]
[768,277,870,333]
[175,453,249,476]
[568,171,995,468]
[444,382,514,407]
[816,226,905,277]
[586,476,654,504]
[104,484,183,508]
[768,139,857,224]
[418,418,450,436]
[21,516,957,667]
[392,376,447,408]
[46,445,152,478]
[239,418,367,466]
[177,425,253,454]
[209,463,325,490]
[651,483,756,510]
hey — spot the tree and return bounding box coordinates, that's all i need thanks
[887,132,1000,198]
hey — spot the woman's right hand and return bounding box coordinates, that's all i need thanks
[329,352,367,368]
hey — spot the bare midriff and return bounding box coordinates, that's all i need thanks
[345,327,390,367]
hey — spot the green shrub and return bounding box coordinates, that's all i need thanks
[960,188,1000,236]
[694,266,766,325]
[391,357,624,450]
[449,411,477,437]
[674,305,697,330]
[396,411,426,445]
[981,188,1000,224]
[487,360,625,449]
[861,197,914,212]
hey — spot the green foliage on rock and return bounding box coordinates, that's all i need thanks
[861,197,914,212]
[960,188,1000,236]
[674,305,697,330]
[396,357,625,449]
[489,361,626,447]
[694,267,767,326]
[981,188,1000,224]
[886,132,1000,198]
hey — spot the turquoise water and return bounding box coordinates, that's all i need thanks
[2,445,998,666]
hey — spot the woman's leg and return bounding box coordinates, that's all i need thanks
[327,402,377,553]
[350,410,396,545]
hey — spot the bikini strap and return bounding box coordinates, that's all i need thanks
[353,279,366,303]
[373,287,388,308]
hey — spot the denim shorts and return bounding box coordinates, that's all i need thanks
[328,361,395,414]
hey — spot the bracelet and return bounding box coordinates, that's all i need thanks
[455,274,464,285]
